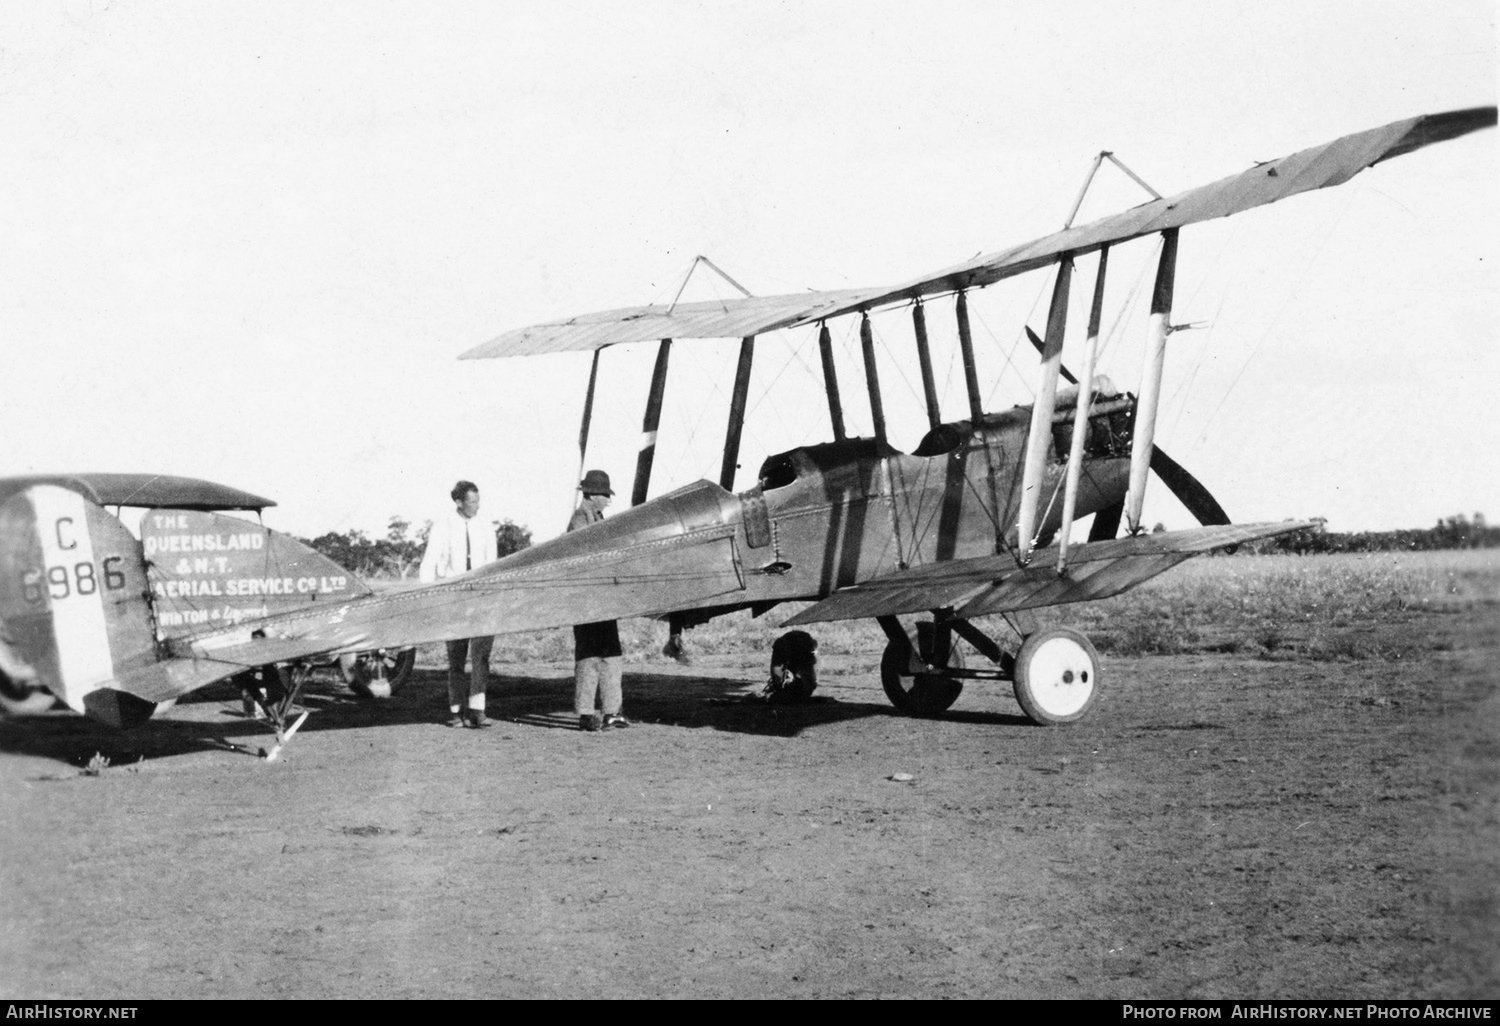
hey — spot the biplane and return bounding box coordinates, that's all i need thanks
[0,107,1491,750]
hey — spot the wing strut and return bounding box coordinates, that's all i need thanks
[1065,151,1164,228]
[631,339,672,506]
[859,313,888,446]
[817,322,847,442]
[1017,257,1074,561]
[911,301,941,430]
[1057,244,1111,571]
[720,335,755,490]
[954,291,984,422]
[666,254,754,314]
[576,348,602,501]
[1125,229,1179,533]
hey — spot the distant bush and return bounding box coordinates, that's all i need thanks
[304,516,531,578]
[1239,513,1498,555]
[495,520,532,558]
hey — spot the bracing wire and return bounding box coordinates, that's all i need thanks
[871,306,930,412]
[1161,218,1249,442]
[1200,188,1361,437]
[1097,235,1159,376]
[1165,288,1229,443]
[740,326,832,457]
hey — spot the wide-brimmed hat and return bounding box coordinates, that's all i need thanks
[580,469,613,496]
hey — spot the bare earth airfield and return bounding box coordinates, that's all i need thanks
[0,551,1495,999]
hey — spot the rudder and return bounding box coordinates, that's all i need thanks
[0,484,157,718]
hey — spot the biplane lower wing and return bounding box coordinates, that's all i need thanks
[162,525,746,682]
[783,521,1317,625]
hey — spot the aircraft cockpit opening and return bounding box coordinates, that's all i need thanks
[757,452,799,491]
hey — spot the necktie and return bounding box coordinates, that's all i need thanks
[465,521,472,571]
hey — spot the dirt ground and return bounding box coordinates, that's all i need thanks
[1,602,1495,999]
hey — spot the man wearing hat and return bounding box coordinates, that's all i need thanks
[568,469,628,731]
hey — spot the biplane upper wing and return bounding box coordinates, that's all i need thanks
[783,521,1317,626]
[460,107,1494,359]
[161,519,746,682]
[460,288,882,359]
[790,107,1496,319]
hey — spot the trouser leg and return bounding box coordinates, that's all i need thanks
[599,656,623,716]
[445,639,469,712]
[468,636,494,712]
[574,657,601,716]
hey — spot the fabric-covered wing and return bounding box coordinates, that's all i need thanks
[464,107,1492,358]
[0,473,274,511]
[784,521,1316,626]
[794,107,1496,322]
[461,288,880,359]
[159,525,746,676]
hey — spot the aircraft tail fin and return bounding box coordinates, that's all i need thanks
[0,484,162,724]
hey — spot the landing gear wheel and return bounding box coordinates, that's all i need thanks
[0,676,55,716]
[1013,627,1101,725]
[340,648,416,699]
[0,643,54,716]
[880,639,964,716]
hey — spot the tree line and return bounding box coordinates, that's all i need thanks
[302,517,533,579]
[1237,512,1498,555]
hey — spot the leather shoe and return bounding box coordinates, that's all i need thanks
[602,714,631,729]
[468,712,492,729]
[579,713,602,732]
[444,713,465,728]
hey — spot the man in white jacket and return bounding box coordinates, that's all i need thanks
[419,480,499,728]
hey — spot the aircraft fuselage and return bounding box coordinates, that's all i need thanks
[496,392,1136,623]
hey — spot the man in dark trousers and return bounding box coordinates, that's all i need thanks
[419,480,499,728]
[568,469,627,732]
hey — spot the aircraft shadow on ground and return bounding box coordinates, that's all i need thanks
[501,669,901,738]
[0,668,466,768]
[503,669,1035,737]
[0,664,1032,768]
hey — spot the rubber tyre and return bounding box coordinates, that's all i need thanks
[880,639,964,716]
[340,648,417,699]
[0,639,55,715]
[0,674,56,716]
[1013,627,1101,725]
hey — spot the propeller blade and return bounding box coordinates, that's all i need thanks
[1149,446,1230,526]
[1023,326,1078,385]
[1088,500,1124,542]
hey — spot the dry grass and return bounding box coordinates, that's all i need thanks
[1050,549,1500,660]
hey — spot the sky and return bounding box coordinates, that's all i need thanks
[1,0,1495,542]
